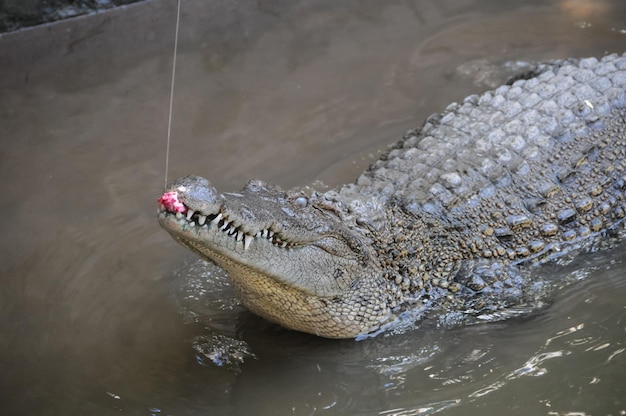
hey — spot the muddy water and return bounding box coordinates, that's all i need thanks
[1,0,625,415]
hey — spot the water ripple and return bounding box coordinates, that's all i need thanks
[379,399,461,416]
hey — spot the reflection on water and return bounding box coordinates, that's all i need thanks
[559,0,611,19]
[0,0,625,415]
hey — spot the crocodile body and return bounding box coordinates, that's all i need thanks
[159,53,626,338]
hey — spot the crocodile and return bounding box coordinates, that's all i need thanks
[158,53,626,339]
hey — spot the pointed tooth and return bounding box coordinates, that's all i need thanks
[262,229,268,238]
[244,234,252,250]
[254,231,260,238]
[268,231,275,238]
[281,242,287,248]
[176,212,183,219]
[198,215,206,225]
[221,221,230,231]
[186,210,195,220]
[229,227,237,235]
[211,213,222,226]
[236,230,244,241]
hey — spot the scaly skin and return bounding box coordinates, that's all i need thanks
[159,53,626,338]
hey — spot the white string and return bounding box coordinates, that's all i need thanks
[165,0,182,190]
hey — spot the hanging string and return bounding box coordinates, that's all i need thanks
[165,0,182,190]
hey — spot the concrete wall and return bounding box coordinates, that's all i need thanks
[0,0,145,32]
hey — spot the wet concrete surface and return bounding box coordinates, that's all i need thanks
[0,0,625,415]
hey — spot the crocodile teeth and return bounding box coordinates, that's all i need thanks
[186,210,195,220]
[281,242,287,248]
[176,212,183,219]
[198,215,206,225]
[244,234,253,250]
[220,221,230,231]
[211,213,222,226]
[236,230,244,242]
[268,231,274,238]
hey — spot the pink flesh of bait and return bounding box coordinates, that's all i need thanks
[158,191,187,213]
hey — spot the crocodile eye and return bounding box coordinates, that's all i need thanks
[294,196,308,208]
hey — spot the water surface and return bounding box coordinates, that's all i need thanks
[0,0,625,415]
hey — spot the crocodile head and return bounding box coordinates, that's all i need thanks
[158,176,390,338]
